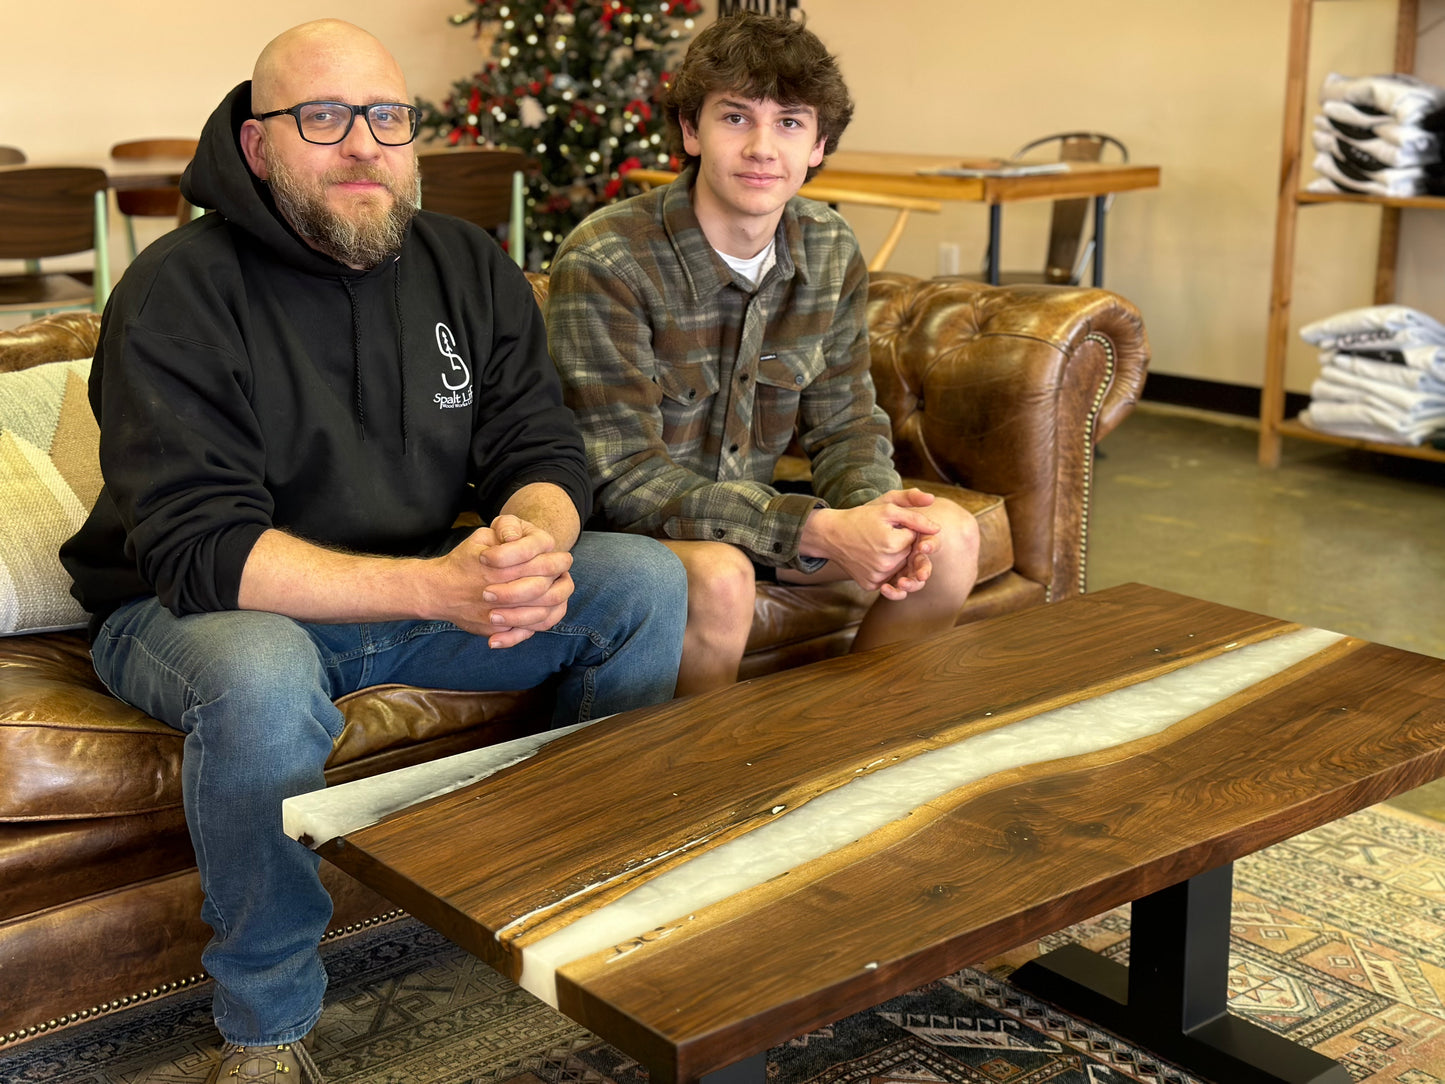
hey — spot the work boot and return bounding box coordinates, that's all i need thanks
[203,1034,324,1082]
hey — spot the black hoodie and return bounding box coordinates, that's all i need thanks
[60,82,591,631]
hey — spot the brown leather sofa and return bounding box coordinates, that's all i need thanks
[0,272,1148,1046]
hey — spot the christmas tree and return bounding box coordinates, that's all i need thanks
[418,0,702,268]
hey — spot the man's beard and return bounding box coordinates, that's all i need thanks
[265,144,421,268]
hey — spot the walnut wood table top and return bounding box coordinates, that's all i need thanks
[628,154,1161,206]
[309,583,1445,1084]
[0,157,192,191]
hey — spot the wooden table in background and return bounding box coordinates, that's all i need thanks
[0,157,191,191]
[300,584,1445,1084]
[0,158,193,305]
[629,152,1160,285]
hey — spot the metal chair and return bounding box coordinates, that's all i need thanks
[0,147,26,166]
[417,147,527,267]
[972,131,1129,286]
[0,167,111,315]
[110,138,198,260]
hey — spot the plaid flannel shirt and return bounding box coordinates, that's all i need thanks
[548,168,900,570]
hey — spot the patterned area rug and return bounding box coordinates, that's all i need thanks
[8,802,1445,1083]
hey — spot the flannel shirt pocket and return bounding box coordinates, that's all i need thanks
[753,345,826,457]
[654,359,720,459]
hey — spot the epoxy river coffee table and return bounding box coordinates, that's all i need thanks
[284,583,1445,1084]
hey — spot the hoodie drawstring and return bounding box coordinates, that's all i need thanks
[341,265,409,453]
[394,268,409,452]
[342,277,366,441]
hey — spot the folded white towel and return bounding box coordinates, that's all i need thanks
[1311,119,1440,167]
[1323,343,1445,375]
[1312,151,1426,196]
[1310,367,1445,418]
[1321,99,1394,132]
[1300,401,1445,444]
[1325,350,1445,390]
[1300,304,1445,347]
[1320,71,1445,126]
[1323,100,1445,148]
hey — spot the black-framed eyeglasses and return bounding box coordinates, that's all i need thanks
[253,101,421,146]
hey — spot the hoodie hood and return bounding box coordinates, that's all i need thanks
[181,80,377,279]
[65,81,591,631]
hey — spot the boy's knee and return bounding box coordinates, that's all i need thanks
[928,498,981,590]
[680,542,757,619]
[934,498,979,552]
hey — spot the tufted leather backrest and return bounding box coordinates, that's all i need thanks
[866,273,1147,597]
[1,273,1149,603]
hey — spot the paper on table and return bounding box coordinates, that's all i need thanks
[917,159,1071,178]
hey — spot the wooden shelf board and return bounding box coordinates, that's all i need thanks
[1276,417,1445,463]
[1297,190,1445,212]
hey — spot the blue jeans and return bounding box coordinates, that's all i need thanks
[89,531,685,1046]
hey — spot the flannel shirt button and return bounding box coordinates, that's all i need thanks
[739,373,749,383]
[713,528,725,539]
[688,389,697,399]
[793,375,804,386]
[728,443,739,453]
[773,543,782,553]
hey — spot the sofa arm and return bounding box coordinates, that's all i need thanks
[866,273,1149,604]
[0,312,102,373]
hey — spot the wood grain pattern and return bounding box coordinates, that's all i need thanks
[1297,190,1445,211]
[327,586,1279,936]
[0,168,107,258]
[417,147,528,230]
[320,583,1445,1084]
[0,158,190,192]
[1259,0,1314,469]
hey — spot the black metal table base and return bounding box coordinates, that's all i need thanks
[1010,863,1351,1083]
[983,194,1109,288]
[699,1050,767,1084]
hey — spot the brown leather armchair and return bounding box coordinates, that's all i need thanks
[0,272,1147,1046]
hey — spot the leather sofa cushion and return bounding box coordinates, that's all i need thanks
[0,631,553,822]
[0,469,1012,823]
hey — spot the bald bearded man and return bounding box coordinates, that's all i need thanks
[60,20,686,1082]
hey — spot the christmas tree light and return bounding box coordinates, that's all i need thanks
[418,0,700,268]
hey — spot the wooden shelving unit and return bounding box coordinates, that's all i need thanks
[1258,0,1445,467]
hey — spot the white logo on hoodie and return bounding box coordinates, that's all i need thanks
[434,322,473,408]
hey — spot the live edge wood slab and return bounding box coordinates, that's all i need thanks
[303,583,1445,1084]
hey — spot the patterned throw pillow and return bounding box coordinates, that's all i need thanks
[0,359,100,635]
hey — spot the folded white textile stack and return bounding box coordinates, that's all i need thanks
[1323,345,1445,386]
[1307,73,1445,197]
[1297,305,1445,445]
[1299,304,1445,349]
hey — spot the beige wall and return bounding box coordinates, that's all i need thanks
[8,0,1445,395]
[802,0,1445,394]
[6,0,487,271]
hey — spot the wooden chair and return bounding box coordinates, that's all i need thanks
[624,168,941,273]
[0,147,26,166]
[0,166,111,315]
[110,138,198,260]
[417,147,527,267]
[970,132,1129,285]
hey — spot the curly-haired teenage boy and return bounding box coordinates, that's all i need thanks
[548,12,979,694]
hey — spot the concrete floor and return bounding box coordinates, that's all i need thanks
[1088,404,1445,818]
